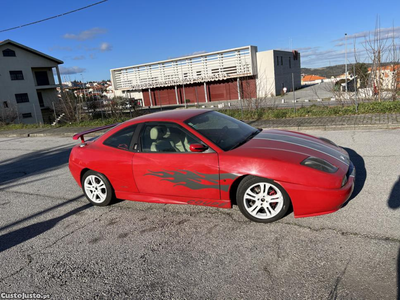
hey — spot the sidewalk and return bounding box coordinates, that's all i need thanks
[0,113,399,138]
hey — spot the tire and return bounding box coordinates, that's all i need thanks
[236,176,290,223]
[81,170,114,206]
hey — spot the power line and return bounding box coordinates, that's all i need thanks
[0,0,108,33]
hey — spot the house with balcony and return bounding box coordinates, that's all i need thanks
[0,40,63,124]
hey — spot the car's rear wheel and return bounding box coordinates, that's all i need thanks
[237,176,290,223]
[82,170,113,206]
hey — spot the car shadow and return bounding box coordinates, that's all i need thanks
[387,176,400,300]
[0,199,92,253]
[0,144,73,186]
[343,147,367,205]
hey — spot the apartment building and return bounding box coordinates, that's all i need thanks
[0,40,63,124]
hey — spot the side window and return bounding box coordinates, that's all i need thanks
[103,124,137,151]
[141,122,201,153]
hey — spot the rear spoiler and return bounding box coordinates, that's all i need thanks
[73,123,118,143]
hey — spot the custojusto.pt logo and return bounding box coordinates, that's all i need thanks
[1,293,50,299]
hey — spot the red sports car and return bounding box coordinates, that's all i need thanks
[69,109,355,223]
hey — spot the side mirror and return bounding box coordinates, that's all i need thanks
[190,143,208,153]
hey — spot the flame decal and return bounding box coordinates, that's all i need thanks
[145,170,237,192]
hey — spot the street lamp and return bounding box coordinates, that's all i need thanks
[345,33,348,93]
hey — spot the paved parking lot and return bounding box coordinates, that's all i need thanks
[0,129,399,299]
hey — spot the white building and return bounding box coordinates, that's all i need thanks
[110,46,301,107]
[0,40,63,124]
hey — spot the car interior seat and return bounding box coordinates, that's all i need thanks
[168,128,190,152]
[149,126,176,152]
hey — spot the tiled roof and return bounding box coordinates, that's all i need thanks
[302,75,326,81]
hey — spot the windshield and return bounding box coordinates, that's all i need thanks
[185,111,260,151]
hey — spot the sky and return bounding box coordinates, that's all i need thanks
[1,0,399,82]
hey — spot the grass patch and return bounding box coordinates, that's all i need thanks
[1,101,399,131]
[0,123,52,131]
[221,101,400,120]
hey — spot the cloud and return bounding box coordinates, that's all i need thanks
[334,26,400,42]
[63,27,107,41]
[72,55,85,60]
[334,42,345,47]
[59,66,86,75]
[49,45,72,51]
[100,42,112,52]
[301,47,372,68]
[84,42,113,52]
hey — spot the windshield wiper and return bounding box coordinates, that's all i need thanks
[229,129,261,150]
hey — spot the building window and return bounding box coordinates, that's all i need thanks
[2,49,16,57]
[281,56,283,66]
[15,93,30,103]
[277,56,279,66]
[22,113,32,119]
[35,71,50,86]
[10,71,24,80]
[3,101,8,108]
[37,92,44,107]
[289,57,291,68]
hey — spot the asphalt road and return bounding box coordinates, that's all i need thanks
[0,129,399,299]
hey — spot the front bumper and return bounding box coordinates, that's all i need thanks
[284,163,356,218]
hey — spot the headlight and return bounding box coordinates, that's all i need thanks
[301,157,338,173]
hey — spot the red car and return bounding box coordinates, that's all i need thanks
[69,109,355,223]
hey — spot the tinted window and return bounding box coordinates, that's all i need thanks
[103,124,137,151]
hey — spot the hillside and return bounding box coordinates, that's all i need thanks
[301,65,347,78]
[302,62,396,78]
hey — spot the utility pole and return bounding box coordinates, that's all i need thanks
[292,73,296,115]
[353,64,358,113]
[345,33,348,93]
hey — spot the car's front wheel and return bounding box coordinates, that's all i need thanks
[82,170,113,206]
[237,176,290,223]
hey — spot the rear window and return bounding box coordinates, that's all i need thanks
[103,124,137,151]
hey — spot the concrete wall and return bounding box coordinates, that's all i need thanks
[0,43,61,124]
[256,50,276,97]
[256,50,301,97]
[272,50,301,95]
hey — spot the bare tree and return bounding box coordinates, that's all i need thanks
[386,25,400,101]
[0,103,19,125]
[239,75,277,110]
[54,91,81,123]
[363,17,390,102]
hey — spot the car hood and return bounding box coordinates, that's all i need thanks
[239,129,350,169]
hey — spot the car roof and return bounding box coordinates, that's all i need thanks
[128,109,211,124]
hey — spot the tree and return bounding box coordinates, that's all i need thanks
[0,103,19,125]
[353,63,369,88]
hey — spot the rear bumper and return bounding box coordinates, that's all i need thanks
[284,164,355,218]
[69,159,83,188]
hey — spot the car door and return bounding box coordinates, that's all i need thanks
[95,124,139,194]
[132,122,220,200]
